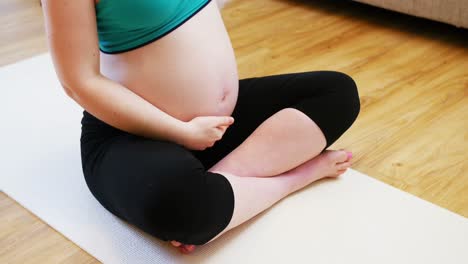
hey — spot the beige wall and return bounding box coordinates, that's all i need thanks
[354,0,468,28]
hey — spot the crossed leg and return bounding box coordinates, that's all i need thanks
[209,108,328,177]
[171,109,353,253]
[171,72,360,253]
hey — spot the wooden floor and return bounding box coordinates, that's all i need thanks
[1,0,467,262]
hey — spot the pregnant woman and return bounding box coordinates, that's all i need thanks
[41,0,360,254]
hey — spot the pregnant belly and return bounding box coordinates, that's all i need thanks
[99,1,239,122]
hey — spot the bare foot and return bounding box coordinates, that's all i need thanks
[170,240,196,254]
[169,149,354,253]
[284,149,353,192]
[336,149,353,176]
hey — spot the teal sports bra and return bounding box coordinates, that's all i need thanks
[95,0,211,54]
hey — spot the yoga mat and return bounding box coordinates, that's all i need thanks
[1,53,467,264]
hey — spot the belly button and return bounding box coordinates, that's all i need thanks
[221,90,228,101]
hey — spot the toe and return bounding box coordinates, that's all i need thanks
[179,244,196,254]
[337,162,352,171]
[179,247,190,254]
[337,149,353,162]
[185,245,196,251]
[333,150,349,163]
[171,241,182,247]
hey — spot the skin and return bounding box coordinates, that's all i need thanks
[41,0,354,255]
[98,1,240,123]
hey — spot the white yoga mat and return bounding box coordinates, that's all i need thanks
[1,53,467,264]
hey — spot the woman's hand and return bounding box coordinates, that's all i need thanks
[177,116,235,150]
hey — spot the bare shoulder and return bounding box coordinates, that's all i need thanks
[40,0,100,94]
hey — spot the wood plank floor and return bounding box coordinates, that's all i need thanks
[1,0,467,262]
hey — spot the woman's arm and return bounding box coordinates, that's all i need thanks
[41,0,188,143]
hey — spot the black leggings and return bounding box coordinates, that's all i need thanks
[80,71,360,246]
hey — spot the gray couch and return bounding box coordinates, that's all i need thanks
[353,0,468,28]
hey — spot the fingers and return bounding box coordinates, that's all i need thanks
[217,125,229,133]
[214,123,231,140]
[215,117,234,136]
[214,116,234,127]
[193,116,235,150]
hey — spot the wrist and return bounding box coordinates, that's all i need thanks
[171,120,190,146]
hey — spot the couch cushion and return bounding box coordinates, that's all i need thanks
[353,0,468,28]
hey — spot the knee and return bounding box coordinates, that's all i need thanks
[140,159,234,245]
[141,154,205,226]
[330,71,361,124]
